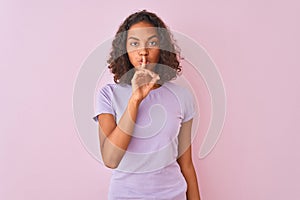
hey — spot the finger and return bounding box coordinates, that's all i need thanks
[132,70,143,84]
[142,68,160,79]
[151,75,160,84]
[148,72,160,83]
[153,74,160,81]
[132,70,147,82]
[141,56,146,69]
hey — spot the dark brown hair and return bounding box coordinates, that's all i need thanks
[107,10,182,84]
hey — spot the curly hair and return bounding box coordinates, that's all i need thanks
[107,10,182,84]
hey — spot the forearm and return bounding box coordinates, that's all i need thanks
[100,67,159,168]
[101,96,141,168]
[181,164,201,200]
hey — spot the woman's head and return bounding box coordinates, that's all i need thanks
[107,10,181,84]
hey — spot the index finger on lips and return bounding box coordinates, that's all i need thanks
[141,56,146,69]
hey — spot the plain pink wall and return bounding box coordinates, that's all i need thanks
[1,0,300,199]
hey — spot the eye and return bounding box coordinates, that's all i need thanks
[129,41,139,47]
[148,41,158,47]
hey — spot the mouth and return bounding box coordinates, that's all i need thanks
[139,60,150,65]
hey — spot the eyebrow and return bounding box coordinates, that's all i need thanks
[127,35,158,41]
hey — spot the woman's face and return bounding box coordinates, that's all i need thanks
[126,21,160,71]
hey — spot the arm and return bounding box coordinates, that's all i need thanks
[177,119,201,200]
[97,96,141,169]
[98,60,160,169]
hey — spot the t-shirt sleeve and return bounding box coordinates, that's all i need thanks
[92,85,115,123]
[181,88,196,123]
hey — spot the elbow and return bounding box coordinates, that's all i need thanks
[101,154,121,169]
[103,160,119,169]
[100,143,125,169]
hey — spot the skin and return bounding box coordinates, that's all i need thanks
[97,21,200,200]
[126,22,160,70]
[127,21,161,93]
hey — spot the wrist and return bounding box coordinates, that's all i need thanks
[129,95,142,106]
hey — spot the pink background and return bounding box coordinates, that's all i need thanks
[1,0,300,199]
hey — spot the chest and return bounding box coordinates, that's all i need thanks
[112,87,183,153]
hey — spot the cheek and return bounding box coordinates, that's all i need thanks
[127,51,139,67]
[151,49,160,62]
[127,51,136,62]
[126,45,136,58]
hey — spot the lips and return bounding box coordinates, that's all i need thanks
[139,60,150,65]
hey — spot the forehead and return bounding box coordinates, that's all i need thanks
[127,22,158,38]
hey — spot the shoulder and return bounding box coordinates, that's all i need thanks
[95,83,131,103]
[98,83,130,94]
[163,81,193,98]
[99,83,119,91]
[163,82,196,122]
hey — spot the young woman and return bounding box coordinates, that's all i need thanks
[93,10,201,200]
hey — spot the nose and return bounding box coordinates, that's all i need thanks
[138,47,149,56]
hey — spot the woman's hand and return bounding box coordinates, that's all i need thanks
[131,56,160,102]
